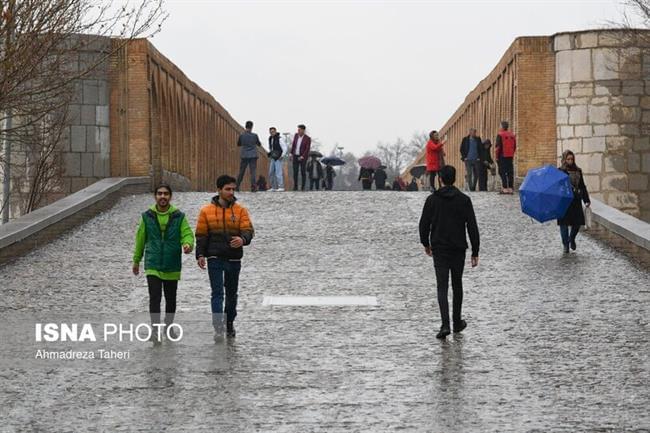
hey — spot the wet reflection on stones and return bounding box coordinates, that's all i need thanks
[1,191,649,431]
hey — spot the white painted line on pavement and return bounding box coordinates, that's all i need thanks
[262,296,378,306]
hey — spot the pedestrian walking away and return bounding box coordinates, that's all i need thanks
[195,175,255,340]
[307,154,324,190]
[358,167,374,190]
[291,124,311,191]
[374,165,388,190]
[132,183,194,345]
[478,139,495,192]
[407,177,419,191]
[236,120,262,192]
[419,165,480,340]
[426,130,444,191]
[557,150,591,253]
[267,126,285,191]
[495,120,516,194]
[325,163,336,190]
[460,128,482,191]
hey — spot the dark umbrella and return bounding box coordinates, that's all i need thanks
[321,156,346,166]
[358,156,381,170]
[409,164,427,178]
[519,165,574,223]
[378,165,387,170]
[309,150,323,158]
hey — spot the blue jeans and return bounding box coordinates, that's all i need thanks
[560,225,580,246]
[268,159,284,189]
[207,258,241,329]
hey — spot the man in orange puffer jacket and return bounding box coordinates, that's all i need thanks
[195,175,255,340]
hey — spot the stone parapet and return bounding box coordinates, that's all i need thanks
[0,177,150,265]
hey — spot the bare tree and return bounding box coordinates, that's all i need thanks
[376,137,409,177]
[405,130,428,162]
[0,0,167,216]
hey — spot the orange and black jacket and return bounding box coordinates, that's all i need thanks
[195,196,254,260]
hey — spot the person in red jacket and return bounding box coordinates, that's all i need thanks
[425,130,444,191]
[494,120,516,194]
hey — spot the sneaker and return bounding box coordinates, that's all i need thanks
[436,326,451,339]
[268,188,276,192]
[277,188,284,192]
[149,332,162,346]
[226,322,236,338]
[453,320,467,333]
[167,326,179,340]
[570,239,577,250]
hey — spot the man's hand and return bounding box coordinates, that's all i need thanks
[299,156,304,161]
[424,246,432,257]
[197,256,206,270]
[182,244,192,254]
[132,264,139,276]
[471,256,479,267]
[230,236,244,248]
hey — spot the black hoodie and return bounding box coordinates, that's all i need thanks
[419,186,480,257]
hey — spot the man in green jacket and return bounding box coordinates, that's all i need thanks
[132,183,194,344]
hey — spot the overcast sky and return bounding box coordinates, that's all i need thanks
[152,0,630,156]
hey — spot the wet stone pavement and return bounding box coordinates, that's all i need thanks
[1,190,649,432]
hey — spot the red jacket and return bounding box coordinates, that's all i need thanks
[291,134,311,159]
[426,139,444,171]
[496,129,516,158]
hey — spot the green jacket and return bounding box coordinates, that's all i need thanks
[133,204,194,280]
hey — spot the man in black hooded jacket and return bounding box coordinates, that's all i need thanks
[419,165,480,339]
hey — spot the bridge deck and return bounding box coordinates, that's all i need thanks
[1,191,649,432]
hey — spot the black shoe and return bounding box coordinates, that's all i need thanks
[226,322,236,338]
[453,320,467,333]
[436,326,451,339]
[563,243,570,253]
[149,332,162,346]
[570,239,576,250]
[167,326,179,340]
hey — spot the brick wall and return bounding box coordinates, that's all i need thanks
[110,39,269,191]
[404,37,557,186]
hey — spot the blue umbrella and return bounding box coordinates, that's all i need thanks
[519,165,574,223]
[321,156,346,166]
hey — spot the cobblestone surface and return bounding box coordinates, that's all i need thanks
[1,191,649,432]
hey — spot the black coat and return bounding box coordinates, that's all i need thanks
[557,166,590,226]
[460,135,482,160]
[307,159,324,180]
[419,186,480,256]
[268,134,283,160]
[374,169,387,188]
[479,142,494,165]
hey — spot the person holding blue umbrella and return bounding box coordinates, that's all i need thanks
[557,150,591,253]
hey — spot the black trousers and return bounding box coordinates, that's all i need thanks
[236,158,258,191]
[433,251,465,329]
[361,179,372,190]
[478,163,489,191]
[292,158,307,190]
[464,160,481,191]
[428,171,437,190]
[147,275,178,325]
[499,157,514,189]
[309,178,320,190]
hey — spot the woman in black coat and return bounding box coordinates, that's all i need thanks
[557,150,591,253]
[478,139,495,191]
